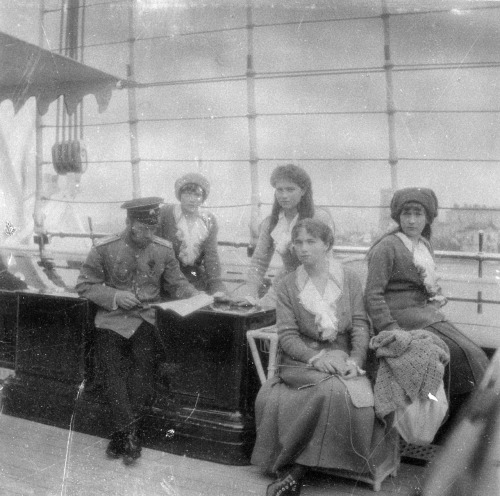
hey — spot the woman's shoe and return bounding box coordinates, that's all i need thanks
[266,473,302,496]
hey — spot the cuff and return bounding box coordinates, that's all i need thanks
[307,349,325,366]
[112,292,118,310]
[346,359,366,376]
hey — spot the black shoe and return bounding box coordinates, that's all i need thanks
[266,473,302,496]
[106,432,126,459]
[122,431,142,465]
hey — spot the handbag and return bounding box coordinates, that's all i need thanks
[394,382,448,445]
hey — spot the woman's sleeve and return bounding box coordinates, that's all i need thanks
[276,280,318,364]
[202,214,226,294]
[243,217,275,298]
[346,269,370,366]
[365,239,400,332]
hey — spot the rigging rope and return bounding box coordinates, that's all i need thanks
[39,197,500,213]
[52,0,88,176]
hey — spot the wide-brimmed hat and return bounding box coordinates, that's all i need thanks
[390,187,438,223]
[174,173,210,201]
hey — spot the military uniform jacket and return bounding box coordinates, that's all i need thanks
[76,231,198,338]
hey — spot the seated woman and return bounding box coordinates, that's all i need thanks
[156,172,226,295]
[365,187,489,432]
[243,164,333,307]
[251,219,398,496]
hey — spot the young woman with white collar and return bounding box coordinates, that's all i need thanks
[365,187,489,435]
[252,218,398,496]
[156,173,226,295]
[244,164,333,307]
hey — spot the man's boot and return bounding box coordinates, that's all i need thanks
[122,428,142,465]
[106,431,126,459]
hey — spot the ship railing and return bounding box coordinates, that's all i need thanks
[2,233,499,348]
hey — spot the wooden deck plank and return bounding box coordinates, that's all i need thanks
[0,413,425,496]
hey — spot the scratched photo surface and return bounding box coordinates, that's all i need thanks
[0,1,499,495]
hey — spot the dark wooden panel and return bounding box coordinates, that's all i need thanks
[156,308,275,413]
[16,293,88,384]
[0,291,18,369]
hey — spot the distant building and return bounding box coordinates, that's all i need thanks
[443,204,500,252]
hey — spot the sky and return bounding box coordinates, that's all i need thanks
[1,0,500,244]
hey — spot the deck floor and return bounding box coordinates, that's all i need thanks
[0,413,426,496]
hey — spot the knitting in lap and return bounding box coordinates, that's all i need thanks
[370,329,450,419]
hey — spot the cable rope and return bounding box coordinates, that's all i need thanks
[51,0,88,176]
[122,158,252,163]
[394,61,500,70]
[394,62,500,72]
[397,158,500,163]
[132,75,246,88]
[252,5,500,29]
[396,110,500,114]
[122,61,500,90]
[40,105,500,130]
[39,197,500,213]
[138,25,246,41]
[42,121,130,128]
[43,1,500,17]
[140,157,500,163]
[49,3,500,46]
[42,159,132,165]
[44,0,126,12]
[124,114,248,122]
[41,156,500,165]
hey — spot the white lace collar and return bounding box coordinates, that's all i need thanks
[270,210,298,255]
[296,256,344,341]
[395,232,440,297]
[174,204,209,266]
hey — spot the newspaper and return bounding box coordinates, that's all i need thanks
[152,293,214,317]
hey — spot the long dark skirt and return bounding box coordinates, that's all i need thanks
[251,374,399,479]
[425,321,489,437]
[426,321,488,393]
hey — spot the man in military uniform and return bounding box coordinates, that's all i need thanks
[76,197,199,464]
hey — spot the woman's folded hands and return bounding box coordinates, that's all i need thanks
[310,350,360,378]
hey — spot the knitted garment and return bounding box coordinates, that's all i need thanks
[370,329,450,419]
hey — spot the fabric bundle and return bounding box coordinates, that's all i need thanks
[370,329,450,419]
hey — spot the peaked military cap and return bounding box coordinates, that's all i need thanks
[121,197,163,225]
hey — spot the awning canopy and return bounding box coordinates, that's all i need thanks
[0,32,121,115]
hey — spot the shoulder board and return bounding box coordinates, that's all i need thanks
[94,234,121,247]
[152,236,173,249]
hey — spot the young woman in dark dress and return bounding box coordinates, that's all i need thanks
[365,187,489,433]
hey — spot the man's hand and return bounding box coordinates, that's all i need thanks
[115,290,141,310]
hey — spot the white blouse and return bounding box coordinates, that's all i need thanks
[270,210,298,256]
[395,232,445,305]
[174,204,209,266]
[296,257,344,341]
